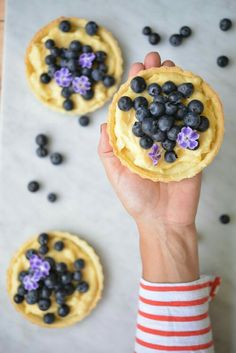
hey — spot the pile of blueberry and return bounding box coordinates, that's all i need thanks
[13,233,89,325]
[118,76,209,163]
[40,20,115,111]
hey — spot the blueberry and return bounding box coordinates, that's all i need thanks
[98,63,108,73]
[74,259,85,270]
[59,20,71,32]
[14,294,24,304]
[162,81,177,94]
[103,75,115,87]
[40,73,51,84]
[79,115,90,127]
[219,214,230,224]
[56,296,65,305]
[164,151,177,163]
[188,100,204,114]
[25,248,37,259]
[69,40,82,52]
[135,107,150,122]
[40,287,52,299]
[59,58,68,67]
[18,271,28,282]
[82,45,92,53]
[158,115,174,132]
[148,33,161,45]
[61,86,73,99]
[45,39,55,49]
[38,298,51,311]
[91,68,104,81]
[133,96,148,110]
[27,181,40,192]
[167,126,181,141]
[44,257,56,269]
[168,91,183,104]
[81,89,94,100]
[73,271,82,281]
[64,283,75,296]
[169,34,183,46]
[118,96,133,111]
[217,56,229,67]
[81,67,92,76]
[45,273,58,289]
[85,21,98,35]
[147,83,162,96]
[65,49,78,60]
[48,64,60,77]
[63,99,74,111]
[26,290,39,305]
[165,102,178,115]
[61,272,73,285]
[162,139,176,151]
[177,83,194,98]
[142,26,151,35]
[45,55,56,66]
[77,281,89,293]
[60,48,68,58]
[55,288,67,301]
[184,112,201,128]
[54,241,64,251]
[50,153,63,165]
[153,95,167,104]
[175,103,188,120]
[142,118,158,136]
[180,26,192,38]
[36,134,48,146]
[219,18,232,31]
[130,76,146,93]
[39,245,49,255]
[58,304,70,317]
[38,233,49,245]
[50,47,61,57]
[149,102,165,117]
[47,193,57,203]
[132,122,145,137]
[139,136,153,149]
[67,58,78,72]
[36,146,48,158]
[152,130,166,142]
[197,116,210,132]
[95,50,107,62]
[17,285,27,296]
[43,313,55,324]
[56,262,67,273]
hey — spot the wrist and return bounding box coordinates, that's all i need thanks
[136,218,199,283]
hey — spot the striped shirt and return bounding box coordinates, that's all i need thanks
[135,275,221,353]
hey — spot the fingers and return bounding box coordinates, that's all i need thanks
[128,62,145,78]
[162,60,175,67]
[144,52,161,69]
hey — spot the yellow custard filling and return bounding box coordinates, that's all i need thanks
[26,17,123,114]
[7,231,103,328]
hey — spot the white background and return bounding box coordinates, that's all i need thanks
[0,0,236,352]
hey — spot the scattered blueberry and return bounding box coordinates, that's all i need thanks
[14,294,24,304]
[142,26,151,35]
[132,122,145,137]
[177,83,194,98]
[73,271,82,281]
[50,153,63,165]
[61,272,73,285]
[36,134,48,146]
[169,34,183,46]
[74,259,85,270]
[39,245,49,255]
[77,281,89,293]
[58,304,70,317]
[142,118,158,136]
[81,89,94,100]
[59,20,71,32]
[103,75,115,87]
[18,271,28,282]
[148,33,161,45]
[135,107,150,122]
[61,86,73,99]
[139,136,153,149]
[167,125,181,141]
[63,99,74,111]
[152,129,166,142]
[38,298,51,311]
[85,21,98,35]
[165,102,178,115]
[153,95,167,104]
[180,26,192,38]
[17,285,27,297]
[162,81,177,94]
[40,73,51,84]
[43,313,55,324]
[219,214,230,224]
[133,96,148,110]
[36,146,48,158]
[40,287,52,299]
[184,112,201,129]
[47,193,57,203]
[219,18,232,31]
[69,40,82,52]
[91,68,104,81]
[164,151,177,163]
[25,248,37,260]
[54,241,64,251]
[158,115,174,132]
[148,83,162,96]
[188,100,204,114]
[56,262,67,273]
[175,103,188,120]
[38,233,49,245]
[79,115,90,127]
[50,47,61,57]
[45,54,56,66]
[96,50,107,62]
[26,290,39,305]
[44,273,58,289]
[217,55,229,67]
[149,102,165,117]
[162,139,176,151]
[168,91,183,104]
[130,76,147,93]
[45,39,55,49]
[44,256,56,269]
[27,181,40,193]
[197,116,210,132]
[82,45,92,53]
[64,283,75,296]
[118,96,133,111]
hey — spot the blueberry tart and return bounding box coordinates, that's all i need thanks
[7,231,104,327]
[108,66,224,182]
[25,17,123,115]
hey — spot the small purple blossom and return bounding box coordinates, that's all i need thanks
[23,274,39,291]
[148,144,161,166]
[177,126,199,150]
[54,67,73,87]
[30,255,51,277]
[72,75,91,95]
[79,52,96,68]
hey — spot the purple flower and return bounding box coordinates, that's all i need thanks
[72,75,91,95]
[23,274,39,291]
[29,255,51,277]
[54,67,73,87]
[148,144,161,166]
[177,126,199,150]
[79,52,96,69]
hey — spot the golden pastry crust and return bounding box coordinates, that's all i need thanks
[25,17,123,115]
[108,66,224,182]
[7,231,104,328]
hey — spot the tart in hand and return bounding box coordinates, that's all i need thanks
[25,17,123,115]
[7,231,103,328]
[108,66,224,182]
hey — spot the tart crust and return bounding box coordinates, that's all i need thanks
[7,231,104,328]
[108,66,224,182]
[25,17,123,115]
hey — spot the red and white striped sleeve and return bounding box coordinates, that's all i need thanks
[135,275,221,353]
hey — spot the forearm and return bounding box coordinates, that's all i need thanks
[137,219,199,283]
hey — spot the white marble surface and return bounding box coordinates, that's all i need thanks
[0,0,236,352]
